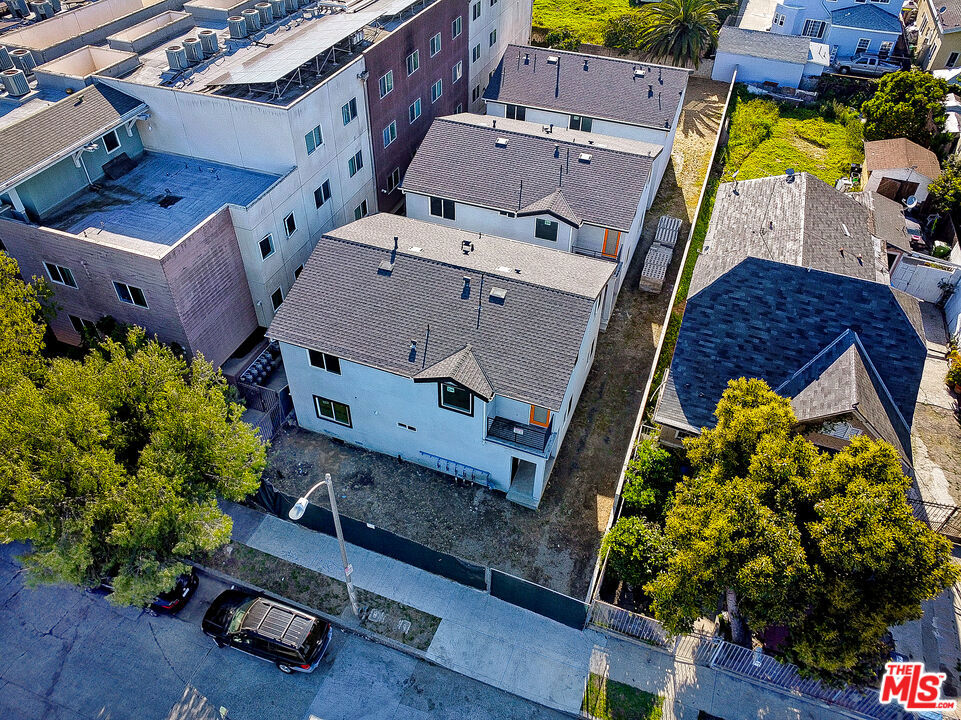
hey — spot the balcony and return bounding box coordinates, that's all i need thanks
[571,244,619,263]
[486,415,554,456]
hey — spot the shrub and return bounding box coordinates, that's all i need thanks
[947,356,961,387]
[545,28,581,50]
[621,438,677,520]
[602,516,671,591]
[934,244,952,259]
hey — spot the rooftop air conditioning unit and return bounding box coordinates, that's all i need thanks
[29,1,53,19]
[183,37,203,64]
[0,47,13,71]
[8,0,29,17]
[198,29,219,56]
[10,48,36,74]
[269,0,286,17]
[1,68,30,97]
[284,0,297,14]
[255,2,273,25]
[227,16,249,39]
[241,8,261,32]
[49,0,60,11]
[165,45,188,71]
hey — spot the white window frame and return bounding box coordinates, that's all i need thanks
[341,98,357,125]
[383,120,397,148]
[386,167,401,192]
[314,179,331,208]
[114,281,148,308]
[259,233,275,259]
[801,19,825,38]
[406,49,420,76]
[354,200,369,220]
[452,15,462,38]
[378,70,394,98]
[43,261,77,288]
[409,97,422,123]
[855,38,871,54]
[348,150,364,177]
[948,51,960,68]
[429,32,442,57]
[489,29,496,47]
[773,12,785,26]
[102,129,121,154]
[471,1,480,20]
[284,212,296,237]
[305,125,323,155]
[452,60,463,83]
[472,44,481,62]
[271,287,284,311]
[431,78,443,103]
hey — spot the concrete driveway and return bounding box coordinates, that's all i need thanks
[0,543,567,720]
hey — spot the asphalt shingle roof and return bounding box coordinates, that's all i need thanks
[483,44,690,131]
[716,26,811,64]
[0,83,145,190]
[935,0,961,31]
[848,190,911,253]
[414,345,494,400]
[830,4,902,32]
[402,114,656,231]
[268,215,615,410]
[863,138,942,182]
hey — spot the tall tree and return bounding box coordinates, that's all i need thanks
[603,13,645,55]
[0,253,48,386]
[648,379,958,680]
[861,70,948,149]
[636,0,731,68]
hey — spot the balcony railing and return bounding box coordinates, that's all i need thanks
[486,415,553,455]
[571,245,619,263]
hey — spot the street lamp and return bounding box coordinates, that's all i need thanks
[289,472,360,618]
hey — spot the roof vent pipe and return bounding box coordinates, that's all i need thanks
[255,2,273,25]
[198,29,219,56]
[183,37,203,64]
[241,8,261,33]
[1,68,30,97]
[269,0,286,16]
[227,16,248,38]
[165,45,187,71]
[10,48,36,74]
[0,47,13,71]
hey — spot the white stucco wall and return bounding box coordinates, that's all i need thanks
[467,0,532,110]
[864,166,934,203]
[712,52,805,88]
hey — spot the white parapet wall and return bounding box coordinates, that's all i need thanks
[33,46,141,91]
[106,10,195,53]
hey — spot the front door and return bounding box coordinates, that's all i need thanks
[602,229,620,258]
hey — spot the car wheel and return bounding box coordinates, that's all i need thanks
[214,638,226,648]
[277,663,294,674]
[839,67,849,74]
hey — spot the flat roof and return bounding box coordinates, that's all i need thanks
[42,150,281,246]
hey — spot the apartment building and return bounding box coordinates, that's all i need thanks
[465,0,531,112]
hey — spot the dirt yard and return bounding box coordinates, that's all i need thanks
[266,79,729,600]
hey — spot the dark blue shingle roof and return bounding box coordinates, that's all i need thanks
[830,5,902,34]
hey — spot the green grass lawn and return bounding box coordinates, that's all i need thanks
[582,673,663,720]
[532,0,635,44]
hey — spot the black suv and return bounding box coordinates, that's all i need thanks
[202,589,333,673]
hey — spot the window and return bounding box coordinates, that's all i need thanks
[348,150,364,177]
[114,281,147,308]
[429,196,455,219]
[409,97,422,123]
[489,29,496,47]
[471,1,480,19]
[271,287,283,311]
[353,200,369,220]
[314,180,331,208]
[472,85,481,101]
[308,349,341,374]
[535,218,558,242]
[855,38,871,54]
[452,15,462,38]
[506,104,525,120]
[452,60,462,83]
[378,70,393,98]
[102,129,120,154]
[471,44,481,62]
[259,233,275,259]
[294,264,303,278]
[455,103,462,113]
[44,261,77,288]
[570,114,592,132]
[406,49,420,76]
[490,0,497,5]
[801,19,825,38]
[439,382,472,414]
[383,121,397,148]
[879,41,894,56]
[429,32,442,57]
[773,12,784,25]
[430,78,443,103]
[386,167,401,192]
[305,125,323,155]
[530,406,551,427]
[284,212,296,237]
[948,51,960,68]
[341,98,357,125]
[314,395,351,426]
[69,315,97,334]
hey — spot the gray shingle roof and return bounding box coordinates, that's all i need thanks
[0,82,145,191]
[268,215,615,410]
[402,115,656,231]
[716,26,811,64]
[484,44,690,131]
[848,190,911,253]
[517,188,582,226]
[654,257,926,463]
[830,4,902,33]
[414,345,494,400]
[690,173,890,296]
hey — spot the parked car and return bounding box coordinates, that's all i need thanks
[835,55,901,77]
[202,588,333,673]
[88,568,199,614]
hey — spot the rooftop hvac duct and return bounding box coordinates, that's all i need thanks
[183,37,203,64]
[269,0,286,16]
[10,49,36,74]
[198,29,219,56]
[29,1,54,19]
[1,68,30,97]
[0,47,13,72]
[165,45,187,71]
[8,0,29,17]
[227,15,248,39]
[241,8,261,33]
[284,0,297,14]
[255,2,272,25]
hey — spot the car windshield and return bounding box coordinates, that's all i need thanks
[227,598,257,634]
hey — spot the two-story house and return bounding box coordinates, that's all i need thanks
[268,214,615,508]
[400,113,661,328]
[916,0,961,71]
[482,45,689,197]
[769,0,902,61]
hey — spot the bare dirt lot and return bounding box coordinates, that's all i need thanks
[266,79,729,599]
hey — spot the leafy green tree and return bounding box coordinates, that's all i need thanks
[861,70,948,149]
[621,438,676,520]
[544,28,582,51]
[636,0,732,68]
[928,157,961,219]
[603,13,644,54]
[0,286,266,606]
[648,378,958,680]
[602,516,670,593]
[0,254,48,386]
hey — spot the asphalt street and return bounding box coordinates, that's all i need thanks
[0,543,569,720]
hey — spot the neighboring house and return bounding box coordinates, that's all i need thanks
[770,0,902,61]
[916,0,961,71]
[0,83,279,366]
[401,113,661,327]
[944,93,961,156]
[653,172,926,470]
[268,214,615,508]
[466,0,533,112]
[712,26,829,88]
[863,138,941,204]
[848,189,915,272]
[482,44,689,197]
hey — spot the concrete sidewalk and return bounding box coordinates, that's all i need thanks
[224,502,862,720]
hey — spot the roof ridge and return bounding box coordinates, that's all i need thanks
[504,43,693,75]
[849,333,912,436]
[774,329,856,394]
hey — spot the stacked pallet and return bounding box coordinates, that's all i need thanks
[639,215,682,293]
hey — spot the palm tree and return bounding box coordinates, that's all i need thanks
[637,0,732,68]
